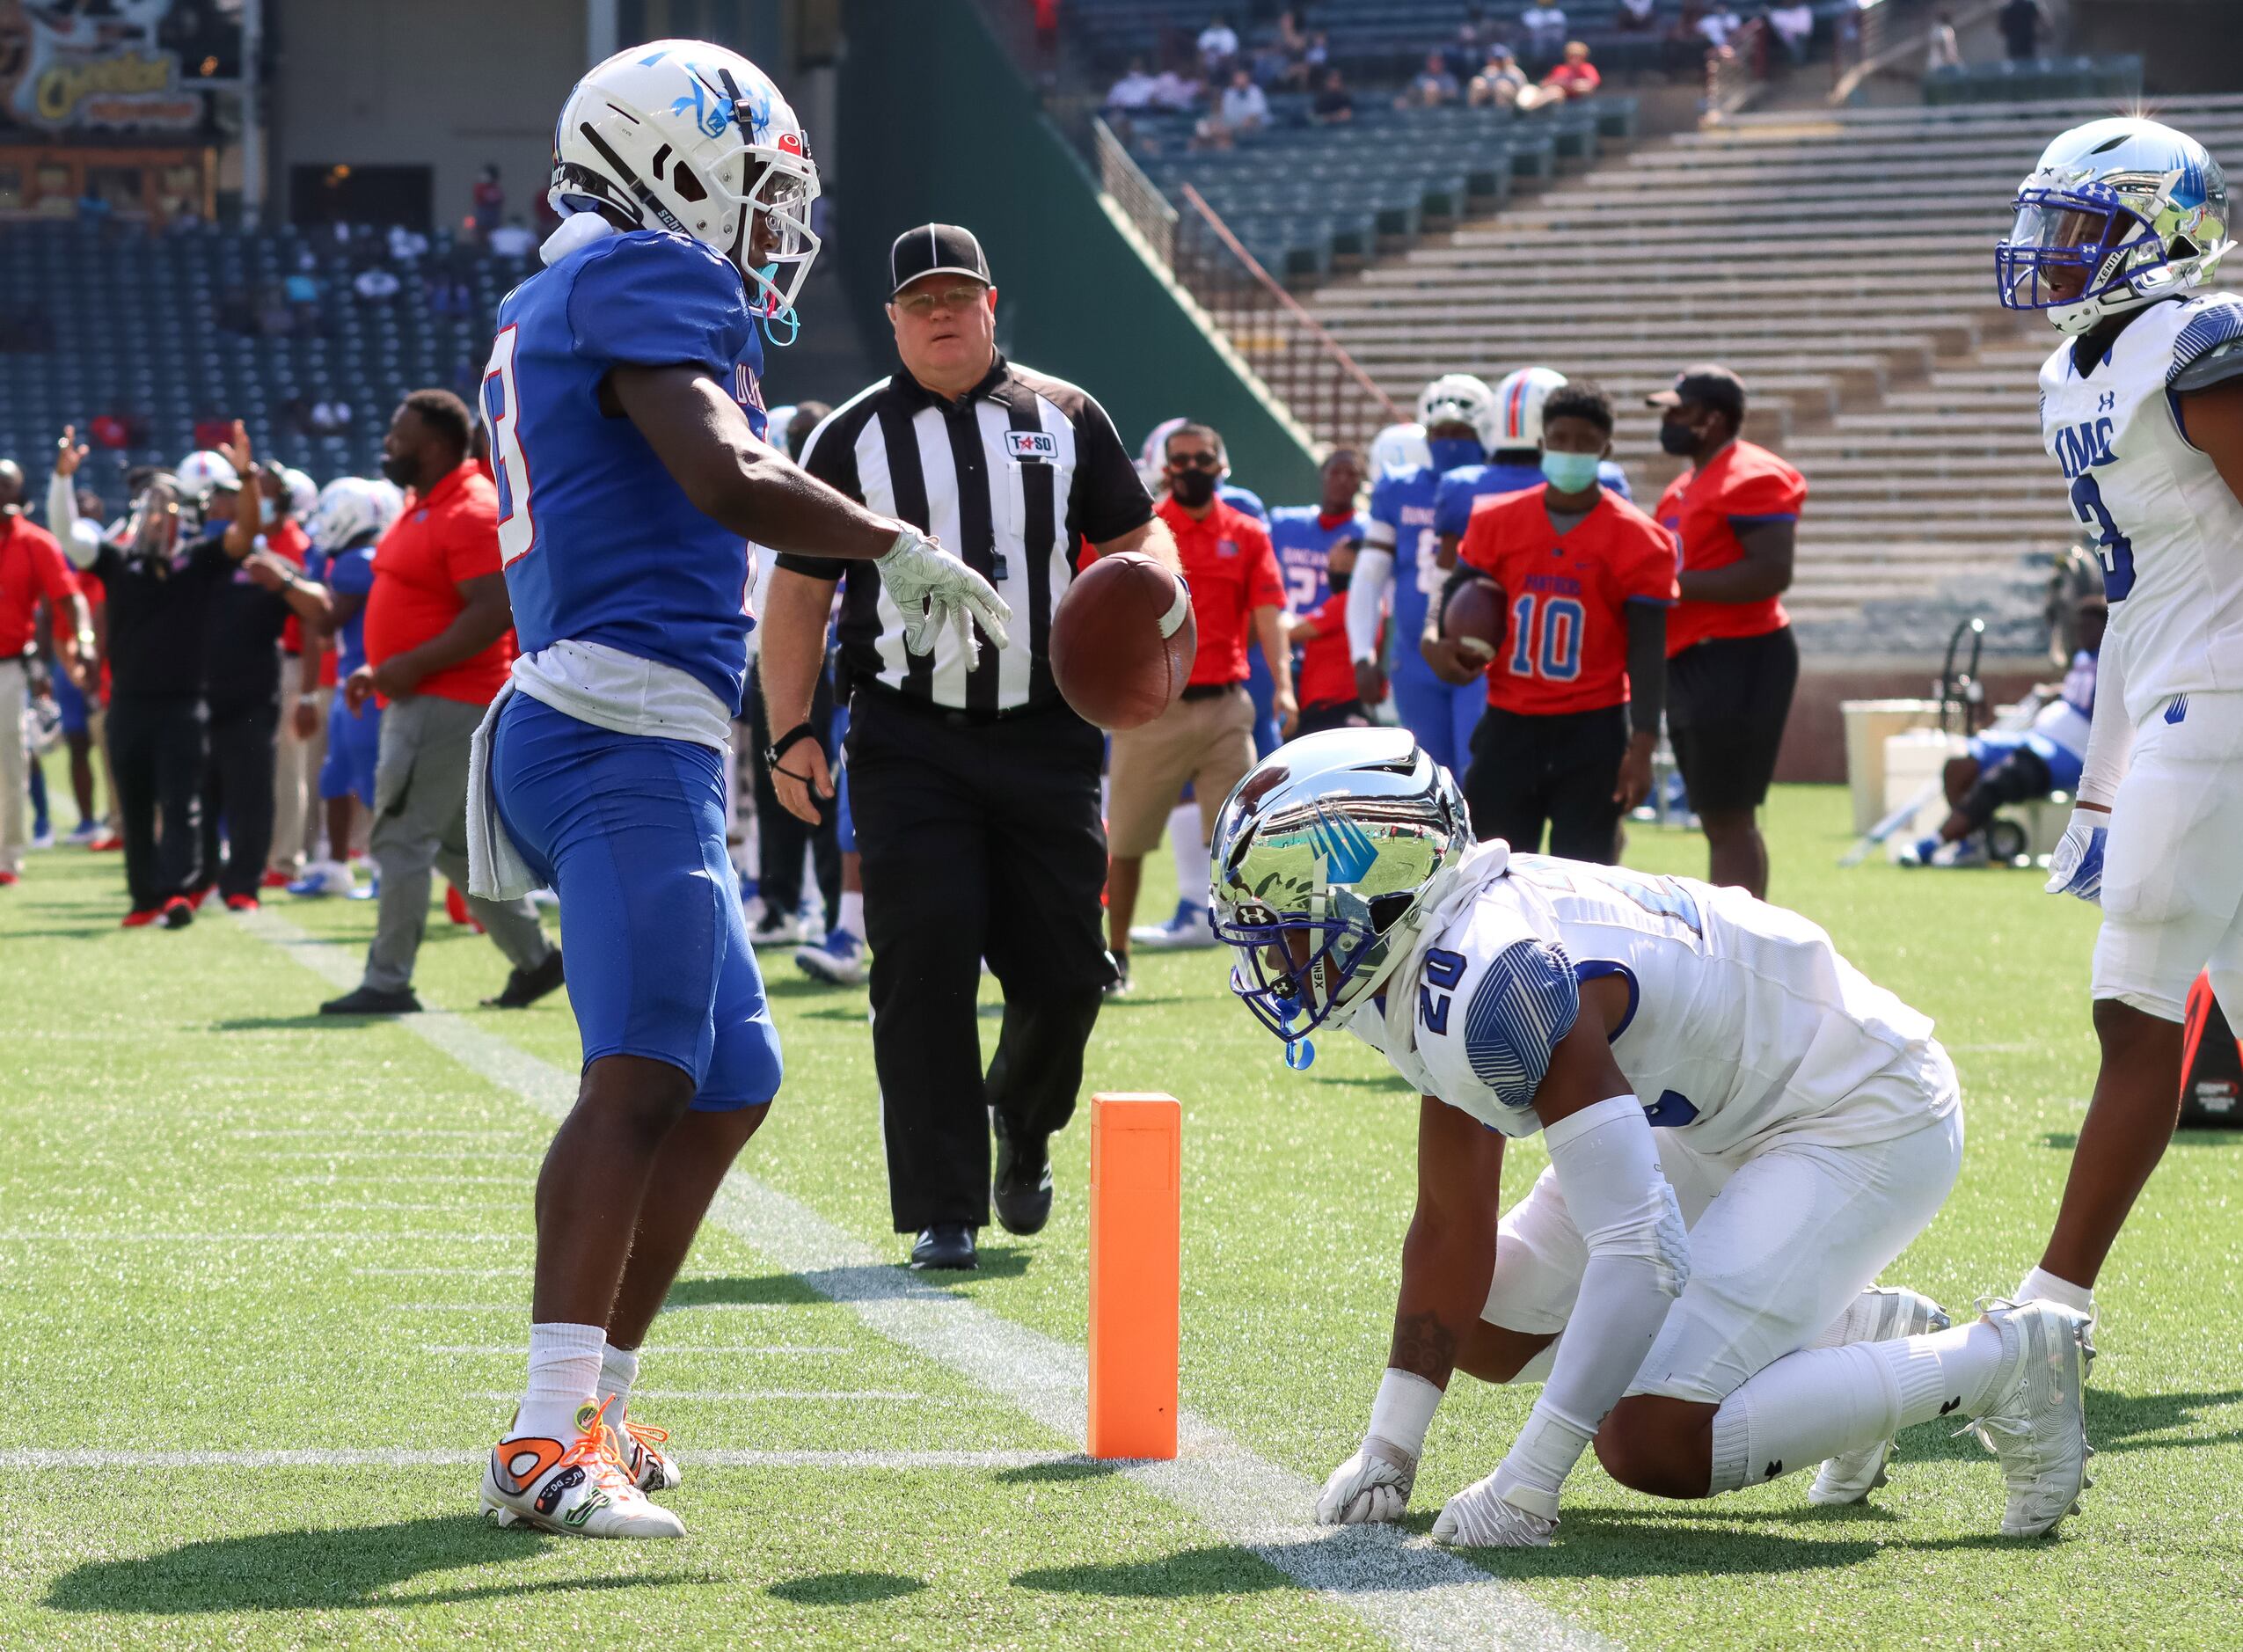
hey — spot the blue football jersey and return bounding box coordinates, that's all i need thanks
[484,230,770,713]
[1219,482,1268,522]
[1267,506,1366,616]
[1433,458,1632,540]
[1369,463,1445,684]
[323,545,376,677]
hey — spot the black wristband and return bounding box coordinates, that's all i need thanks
[764,720,819,771]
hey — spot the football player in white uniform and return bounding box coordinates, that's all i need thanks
[1209,731,2094,1544]
[1996,118,2243,1329]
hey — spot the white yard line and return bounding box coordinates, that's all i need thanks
[241,907,1613,1652]
[0,1447,1073,1472]
[468,1388,941,1403]
[426,1344,851,1356]
[0,1230,524,1244]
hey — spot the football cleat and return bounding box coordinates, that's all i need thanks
[748,908,810,947]
[1968,1297,2096,1538]
[610,1414,683,1495]
[64,821,102,848]
[480,1400,685,1539]
[288,859,354,898]
[29,827,55,852]
[794,929,866,984]
[1128,898,1219,952]
[1808,1286,1952,1505]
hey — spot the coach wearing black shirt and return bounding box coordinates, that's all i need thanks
[760,224,1175,1272]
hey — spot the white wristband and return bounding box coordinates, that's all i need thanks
[1369,1367,1443,1462]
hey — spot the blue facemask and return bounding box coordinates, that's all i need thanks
[1539,450,1604,494]
[1426,436,1483,473]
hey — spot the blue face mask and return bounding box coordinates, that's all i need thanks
[1539,450,1604,494]
[1426,436,1484,474]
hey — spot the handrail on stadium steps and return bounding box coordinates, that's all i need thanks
[1829,0,2006,107]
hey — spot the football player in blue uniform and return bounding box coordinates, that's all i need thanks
[1348,375,1499,775]
[1433,366,1632,562]
[470,40,1008,1540]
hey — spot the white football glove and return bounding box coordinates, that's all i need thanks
[2043,805,2109,903]
[1431,1466,1559,1549]
[1316,1436,1417,1526]
[876,527,1012,669]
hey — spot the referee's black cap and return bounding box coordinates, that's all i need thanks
[890,223,992,296]
[1645,364,1746,422]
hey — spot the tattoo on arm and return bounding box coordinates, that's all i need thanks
[1387,1310,1458,1382]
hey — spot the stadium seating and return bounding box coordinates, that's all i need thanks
[1297,92,2243,657]
[0,220,519,514]
[1923,55,2144,106]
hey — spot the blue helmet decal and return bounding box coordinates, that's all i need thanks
[1309,808,1378,885]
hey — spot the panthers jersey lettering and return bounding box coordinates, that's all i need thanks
[2039,292,2243,723]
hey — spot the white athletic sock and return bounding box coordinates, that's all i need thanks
[595,1341,640,1429]
[2017,1264,2095,1318]
[1167,802,1208,906]
[515,1321,604,1442]
[837,890,865,942]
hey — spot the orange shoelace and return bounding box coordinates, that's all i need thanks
[557,1397,637,1491]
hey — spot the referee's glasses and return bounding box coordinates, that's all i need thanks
[895,281,988,317]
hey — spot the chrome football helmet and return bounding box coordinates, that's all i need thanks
[1209,728,1473,1049]
[1998,117,2234,334]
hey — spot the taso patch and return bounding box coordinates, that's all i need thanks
[1005,430,1056,462]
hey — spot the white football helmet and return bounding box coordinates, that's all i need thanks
[1490,366,1568,451]
[548,39,822,318]
[276,465,318,521]
[1369,421,1431,476]
[174,450,239,501]
[1998,116,2234,335]
[306,477,400,553]
[1414,374,1499,450]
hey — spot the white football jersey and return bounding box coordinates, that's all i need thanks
[2039,292,2243,726]
[1348,856,1951,1156]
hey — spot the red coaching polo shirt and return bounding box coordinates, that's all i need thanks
[0,514,77,658]
[1157,494,1285,687]
[363,462,513,706]
[1458,486,1677,716]
[1655,438,1806,656]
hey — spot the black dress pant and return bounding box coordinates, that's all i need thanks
[845,689,1114,1232]
[1463,703,1630,863]
[201,701,280,901]
[108,694,206,911]
[745,665,840,923]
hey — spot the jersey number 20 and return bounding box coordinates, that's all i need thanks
[482,326,537,567]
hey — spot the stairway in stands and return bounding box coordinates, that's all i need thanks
[1301,93,2243,657]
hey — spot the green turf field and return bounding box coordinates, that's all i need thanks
[3,783,2238,1650]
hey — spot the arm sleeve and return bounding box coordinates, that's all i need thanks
[1625,600,1667,737]
[2075,633,2132,809]
[566,234,755,376]
[1458,939,1581,1114]
[1072,393,1157,545]
[1433,474,1472,540]
[775,406,863,582]
[47,470,77,540]
[1347,548,1392,661]
[1363,473,1400,552]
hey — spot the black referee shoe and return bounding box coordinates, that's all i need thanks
[992,1114,1054,1237]
[320,984,422,1015]
[910,1224,977,1271]
[483,949,566,1010]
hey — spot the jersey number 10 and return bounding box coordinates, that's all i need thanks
[483,326,537,567]
[1508,593,1585,682]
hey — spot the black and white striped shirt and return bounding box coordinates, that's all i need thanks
[777,353,1152,713]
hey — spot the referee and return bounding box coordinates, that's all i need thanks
[759,224,1176,1272]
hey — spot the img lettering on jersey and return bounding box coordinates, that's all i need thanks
[2052,417,2117,479]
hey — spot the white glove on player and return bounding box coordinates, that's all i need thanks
[876,527,1012,669]
[1431,1466,1559,1548]
[2043,805,2109,903]
[1316,1437,1418,1526]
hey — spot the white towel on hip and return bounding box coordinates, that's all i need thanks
[465,683,537,902]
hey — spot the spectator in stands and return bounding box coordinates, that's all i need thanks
[1303,29,1330,80]
[90,413,130,450]
[310,398,352,435]
[386,224,429,262]
[1197,13,1238,76]
[1443,20,1484,82]
[1469,44,1528,108]
[489,213,536,260]
[1998,0,2050,62]
[1927,9,1963,70]
[1618,0,1660,30]
[1274,7,1310,84]
[471,164,504,239]
[1397,51,1460,109]
[1769,2,1816,64]
[1520,4,1567,59]
[1105,56,1159,111]
[1151,62,1203,110]
[1217,67,1268,135]
[1646,365,1804,900]
[1698,3,1743,48]
[283,266,322,331]
[1517,40,1600,109]
[318,389,560,1015]
[1311,66,1355,125]
[194,415,233,451]
[354,266,400,302]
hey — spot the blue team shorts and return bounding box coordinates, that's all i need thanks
[1969,728,2085,797]
[320,688,381,806]
[51,668,88,736]
[1245,647,1282,758]
[491,691,780,1110]
[1391,669,1486,780]
[829,697,856,855]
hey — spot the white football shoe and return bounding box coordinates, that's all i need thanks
[1968,1297,2096,1538]
[610,1412,683,1495]
[1808,1285,1952,1505]
[479,1400,685,1538]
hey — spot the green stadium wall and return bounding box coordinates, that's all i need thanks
[834,0,1321,501]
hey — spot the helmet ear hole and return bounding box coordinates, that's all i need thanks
[1368,893,1414,934]
[672,167,707,205]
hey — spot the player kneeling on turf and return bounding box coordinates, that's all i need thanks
[1209,731,2093,1546]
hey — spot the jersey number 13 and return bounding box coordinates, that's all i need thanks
[482,326,537,567]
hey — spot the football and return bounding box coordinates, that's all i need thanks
[1441,574,1508,662]
[1051,552,1197,730]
